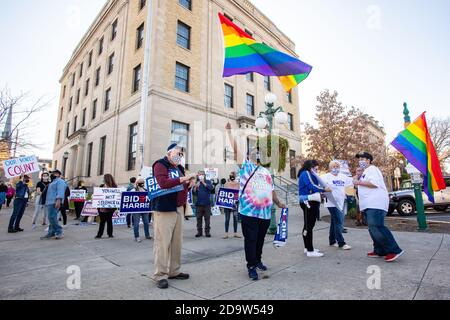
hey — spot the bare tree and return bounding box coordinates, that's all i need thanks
[429,117,450,174]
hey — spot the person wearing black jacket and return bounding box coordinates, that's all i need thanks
[32,173,50,228]
[73,181,88,220]
[95,174,118,239]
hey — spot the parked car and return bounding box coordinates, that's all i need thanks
[389,176,450,216]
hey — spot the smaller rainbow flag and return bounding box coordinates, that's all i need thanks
[219,13,312,92]
[391,112,446,202]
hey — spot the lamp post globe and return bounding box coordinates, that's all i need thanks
[275,111,288,125]
[255,117,268,130]
[265,93,277,105]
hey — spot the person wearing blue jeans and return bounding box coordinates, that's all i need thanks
[8,175,30,233]
[41,170,67,240]
[355,152,404,262]
[328,207,346,247]
[132,212,151,242]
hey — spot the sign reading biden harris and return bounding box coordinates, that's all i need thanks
[120,192,151,214]
[3,155,40,179]
[146,168,184,200]
[215,188,239,209]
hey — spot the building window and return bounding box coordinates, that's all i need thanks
[111,19,118,41]
[59,107,64,121]
[76,89,80,105]
[79,63,83,78]
[177,21,191,50]
[127,122,138,171]
[92,99,97,120]
[98,136,106,176]
[179,0,192,10]
[57,130,61,145]
[88,50,93,67]
[71,73,75,87]
[95,67,101,86]
[288,113,294,131]
[108,53,115,74]
[246,94,255,116]
[85,79,90,96]
[289,150,296,179]
[264,76,271,91]
[86,142,93,177]
[82,108,86,127]
[62,85,66,98]
[224,84,234,108]
[104,88,111,111]
[136,23,144,49]
[287,91,292,103]
[73,116,77,133]
[175,62,190,92]
[69,97,73,111]
[139,0,146,10]
[98,37,104,55]
[66,122,70,138]
[246,72,254,82]
[133,64,141,93]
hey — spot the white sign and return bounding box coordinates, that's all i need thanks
[70,190,86,202]
[204,168,219,180]
[92,188,125,208]
[140,166,153,180]
[3,155,40,179]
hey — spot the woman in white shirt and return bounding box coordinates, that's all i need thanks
[322,161,352,250]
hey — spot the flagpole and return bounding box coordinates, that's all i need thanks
[139,0,154,171]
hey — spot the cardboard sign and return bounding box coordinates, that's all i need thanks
[113,211,127,225]
[146,168,184,200]
[187,189,193,206]
[3,155,40,179]
[274,208,289,248]
[204,168,219,180]
[70,190,86,202]
[92,188,125,208]
[81,201,98,217]
[215,187,239,209]
[119,192,151,214]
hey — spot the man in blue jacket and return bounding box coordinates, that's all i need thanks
[8,175,30,233]
[194,170,213,238]
[41,170,67,240]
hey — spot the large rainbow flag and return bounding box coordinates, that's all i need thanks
[391,112,446,202]
[219,13,312,92]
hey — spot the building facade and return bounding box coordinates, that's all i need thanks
[53,0,304,186]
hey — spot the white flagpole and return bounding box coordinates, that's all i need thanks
[139,0,154,171]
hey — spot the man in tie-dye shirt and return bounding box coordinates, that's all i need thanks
[226,123,286,281]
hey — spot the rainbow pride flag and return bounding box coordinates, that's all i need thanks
[219,13,312,92]
[391,112,446,202]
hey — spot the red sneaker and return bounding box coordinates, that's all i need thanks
[367,252,382,258]
[385,251,404,262]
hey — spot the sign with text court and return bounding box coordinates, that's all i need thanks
[3,155,40,179]
[215,187,239,209]
[92,188,125,208]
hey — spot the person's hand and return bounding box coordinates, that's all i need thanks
[55,199,61,210]
[278,202,287,209]
[324,187,332,193]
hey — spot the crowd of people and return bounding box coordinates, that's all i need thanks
[3,124,404,289]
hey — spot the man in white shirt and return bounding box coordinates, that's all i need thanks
[322,161,353,250]
[354,152,404,262]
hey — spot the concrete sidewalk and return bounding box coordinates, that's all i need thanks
[0,204,449,300]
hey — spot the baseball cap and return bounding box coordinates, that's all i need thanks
[355,152,374,162]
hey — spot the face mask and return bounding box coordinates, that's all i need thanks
[359,160,368,169]
[199,175,205,181]
[138,183,145,187]
[331,168,340,175]
[230,176,236,181]
[180,156,186,167]
[312,168,318,173]
[24,179,30,183]
[50,174,55,181]
[172,155,181,165]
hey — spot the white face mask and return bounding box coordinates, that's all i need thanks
[331,168,340,175]
[359,160,368,169]
[180,156,185,167]
[199,175,205,181]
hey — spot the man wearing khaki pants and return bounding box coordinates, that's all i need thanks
[152,144,197,289]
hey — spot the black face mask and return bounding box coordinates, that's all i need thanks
[50,174,56,181]
[24,179,30,184]
[138,183,145,187]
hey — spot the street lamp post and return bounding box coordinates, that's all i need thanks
[403,103,427,231]
[255,93,288,234]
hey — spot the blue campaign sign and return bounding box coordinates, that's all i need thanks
[119,192,151,214]
[215,187,239,209]
[146,169,184,200]
[187,189,193,205]
[274,208,289,248]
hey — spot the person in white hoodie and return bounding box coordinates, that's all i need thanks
[322,161,353,250]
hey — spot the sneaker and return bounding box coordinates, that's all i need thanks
[248,267,258,281]
[45,227,49,232]
[157,279,169,289]
[234,233,242,238]
[385,251,404,262]
[32,224,37,230]
[306,251,324,258]
[62,225,67,229]
[256,262,268,271]
[367,252,383,258]
[15,228,24,232]
[8,229,17,233]
[340,244,352,250]
[223,233,229,239]
[135,237,142,243]
[330,243,339,248]
[145,236,152,240]
[304,248,320,254]
[205,234,211,238]
[55,235,64,240]
[195,233,202,238]
[40,235,53,240]
[95,236,102,239]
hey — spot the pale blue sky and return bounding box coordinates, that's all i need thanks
[1,0,449,159]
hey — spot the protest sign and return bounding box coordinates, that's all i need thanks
[215,187,239,209]
[92,188,125,208]
[3,155,40,179]
[146,168,184,200]
[274,208,289,248]
[119,192,151,214]
[70,190,86,202]
[113,211,127,225]
[80,201,98,217]
[187,189,193,206]
[204,168,219,180]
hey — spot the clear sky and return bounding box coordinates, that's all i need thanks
[1,0,449,159]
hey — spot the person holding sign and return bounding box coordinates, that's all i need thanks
[73,181,87,220]
[223,172,241,239]
[8,175,30,233]
[226,124,286,281]
[129,178,152,242]
[193,170,214,238]
[95,174,118,239]
[152,144,197,289]
[31,172,50,229]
